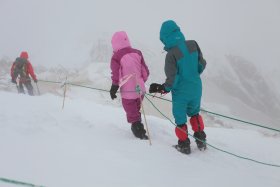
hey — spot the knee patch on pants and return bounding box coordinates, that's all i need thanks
[190,114,204,132]
[175,124,188,141]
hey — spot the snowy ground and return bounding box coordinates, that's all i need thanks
[0,91,280,187]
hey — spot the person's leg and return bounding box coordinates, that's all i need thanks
[190,114,207,150]
[174,123,191,154]
[18,82,25,94]
[175,124,188,141]
[189,114,205,132]
[122,98,141,124]
[122,97,147,139]
[172,97,188,126]
[172,95,190,154]
[187,98,207,150]
[24,81,34,96]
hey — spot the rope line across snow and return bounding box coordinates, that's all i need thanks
[35,79,280,168]
[0,177,45,187]
[144,95,280,168]
[39,79,280,133]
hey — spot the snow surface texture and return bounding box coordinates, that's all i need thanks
[1,0,280,129]
[1,58,279,129]
[0,91,279,187]
[1,1,280,185]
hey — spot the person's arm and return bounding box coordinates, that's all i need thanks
[10,62,16,80]
[195,41,207,74]
[164,52,177,91]
[110,56,120,85]
[109,55,120,100]
[140,53,149,82]
[27,62,37,81]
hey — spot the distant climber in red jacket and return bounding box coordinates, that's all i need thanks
[11,51,38,95]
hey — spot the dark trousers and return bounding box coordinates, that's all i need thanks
[18,80,34,96]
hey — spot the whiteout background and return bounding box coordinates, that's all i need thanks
[0,1,280,186]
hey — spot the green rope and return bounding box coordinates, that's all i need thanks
[201,109,280,132]
[67,82,109,93]
[144,95,280,168]
[0,177,45,187]
[8,80,277,184]
[37,80,280,133]
[38,79,62,84]
[35,80,280,167]
[146,93,280,133]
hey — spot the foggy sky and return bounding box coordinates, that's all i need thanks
[0,0,280,70]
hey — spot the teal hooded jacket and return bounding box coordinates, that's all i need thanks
[160,20,206,124]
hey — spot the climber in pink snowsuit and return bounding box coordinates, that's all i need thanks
[110,31,150,139]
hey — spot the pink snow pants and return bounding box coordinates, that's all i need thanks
[121,96,144,123]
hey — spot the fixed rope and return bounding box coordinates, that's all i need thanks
[144,95,280,168]
[38,79,62,84]
[145,93,280,133]
[0,177,45,187]
[38,79,280,133]
[34,80,280,167]
[3,78,280,186]
[37,79,280,133]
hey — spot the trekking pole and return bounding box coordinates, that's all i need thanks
[36,82,41,96]
[136,85,152,145]
[141,97,152,145]
[62,76,68,110]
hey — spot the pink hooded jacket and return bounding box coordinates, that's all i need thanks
[110,31,149,99]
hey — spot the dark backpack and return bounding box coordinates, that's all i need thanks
[13,57,28,79]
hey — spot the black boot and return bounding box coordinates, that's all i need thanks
[194,131,207,150]
[131,121,148,140]
[175,138,191,154]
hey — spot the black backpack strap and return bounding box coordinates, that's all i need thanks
[13,58,28,79]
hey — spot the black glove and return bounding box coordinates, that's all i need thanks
[110,84,119,100]
[11,79,16,84]
[149,83,168,94]
[34,79,38,83]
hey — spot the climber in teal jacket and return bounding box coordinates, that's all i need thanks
[149,20,207,154]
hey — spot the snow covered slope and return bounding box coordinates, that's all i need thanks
[1,56,279,130]
[0,91,279,187]
[1,0,280,130]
